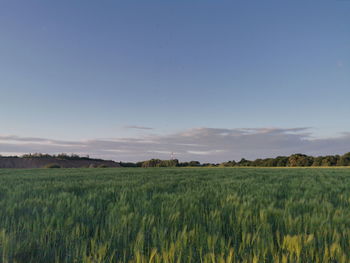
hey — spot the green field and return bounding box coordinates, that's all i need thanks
[1,168,350,263]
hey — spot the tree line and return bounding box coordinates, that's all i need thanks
[2,152,350,167]
[220,152,350,167]
[119,159,203,168]
[120,152,350,167]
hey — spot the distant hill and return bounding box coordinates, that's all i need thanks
[0,155,120,168]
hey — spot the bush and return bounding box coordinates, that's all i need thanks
[97,164,109,168]
[44,163,61,169]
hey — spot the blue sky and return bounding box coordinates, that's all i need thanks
[0,0,349,161]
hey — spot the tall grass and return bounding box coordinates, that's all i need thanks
[0,168,349,262]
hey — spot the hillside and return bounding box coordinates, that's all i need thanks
[0,156,120,168]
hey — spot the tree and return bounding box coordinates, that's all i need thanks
[220,160,237,167]
[237,158,252,166]
[158,159,179,167]
[275,156,289,167]
[337,152,350,166]
[287,154,313,167]
[321,155,338,166]
[312,156,323,166]
[141,159,161,168]
[189,161,201,167]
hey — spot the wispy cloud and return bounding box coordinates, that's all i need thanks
[187,150,226,155]
[0,127,350,162]
[124,125,154,130]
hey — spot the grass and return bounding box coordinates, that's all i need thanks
[0,167,350,262]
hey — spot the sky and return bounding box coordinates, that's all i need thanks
[0,0,349,162]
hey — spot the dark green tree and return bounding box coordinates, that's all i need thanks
[287,154,313,167]
[337,152,350,166]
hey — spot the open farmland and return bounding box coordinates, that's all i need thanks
[1,168,350,263]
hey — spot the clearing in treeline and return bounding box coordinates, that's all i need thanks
[0,168,350,263]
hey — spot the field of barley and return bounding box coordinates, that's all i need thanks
[0,168,350,263]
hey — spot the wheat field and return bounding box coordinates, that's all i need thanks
[0,168,350,263]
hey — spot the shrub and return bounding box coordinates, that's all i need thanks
[97,164,109,168]
[44,163,61,169]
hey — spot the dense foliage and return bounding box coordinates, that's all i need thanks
[2,152,350,167]
[222,153,350,167]
[1,168,350,262]
[133,153,350,167]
